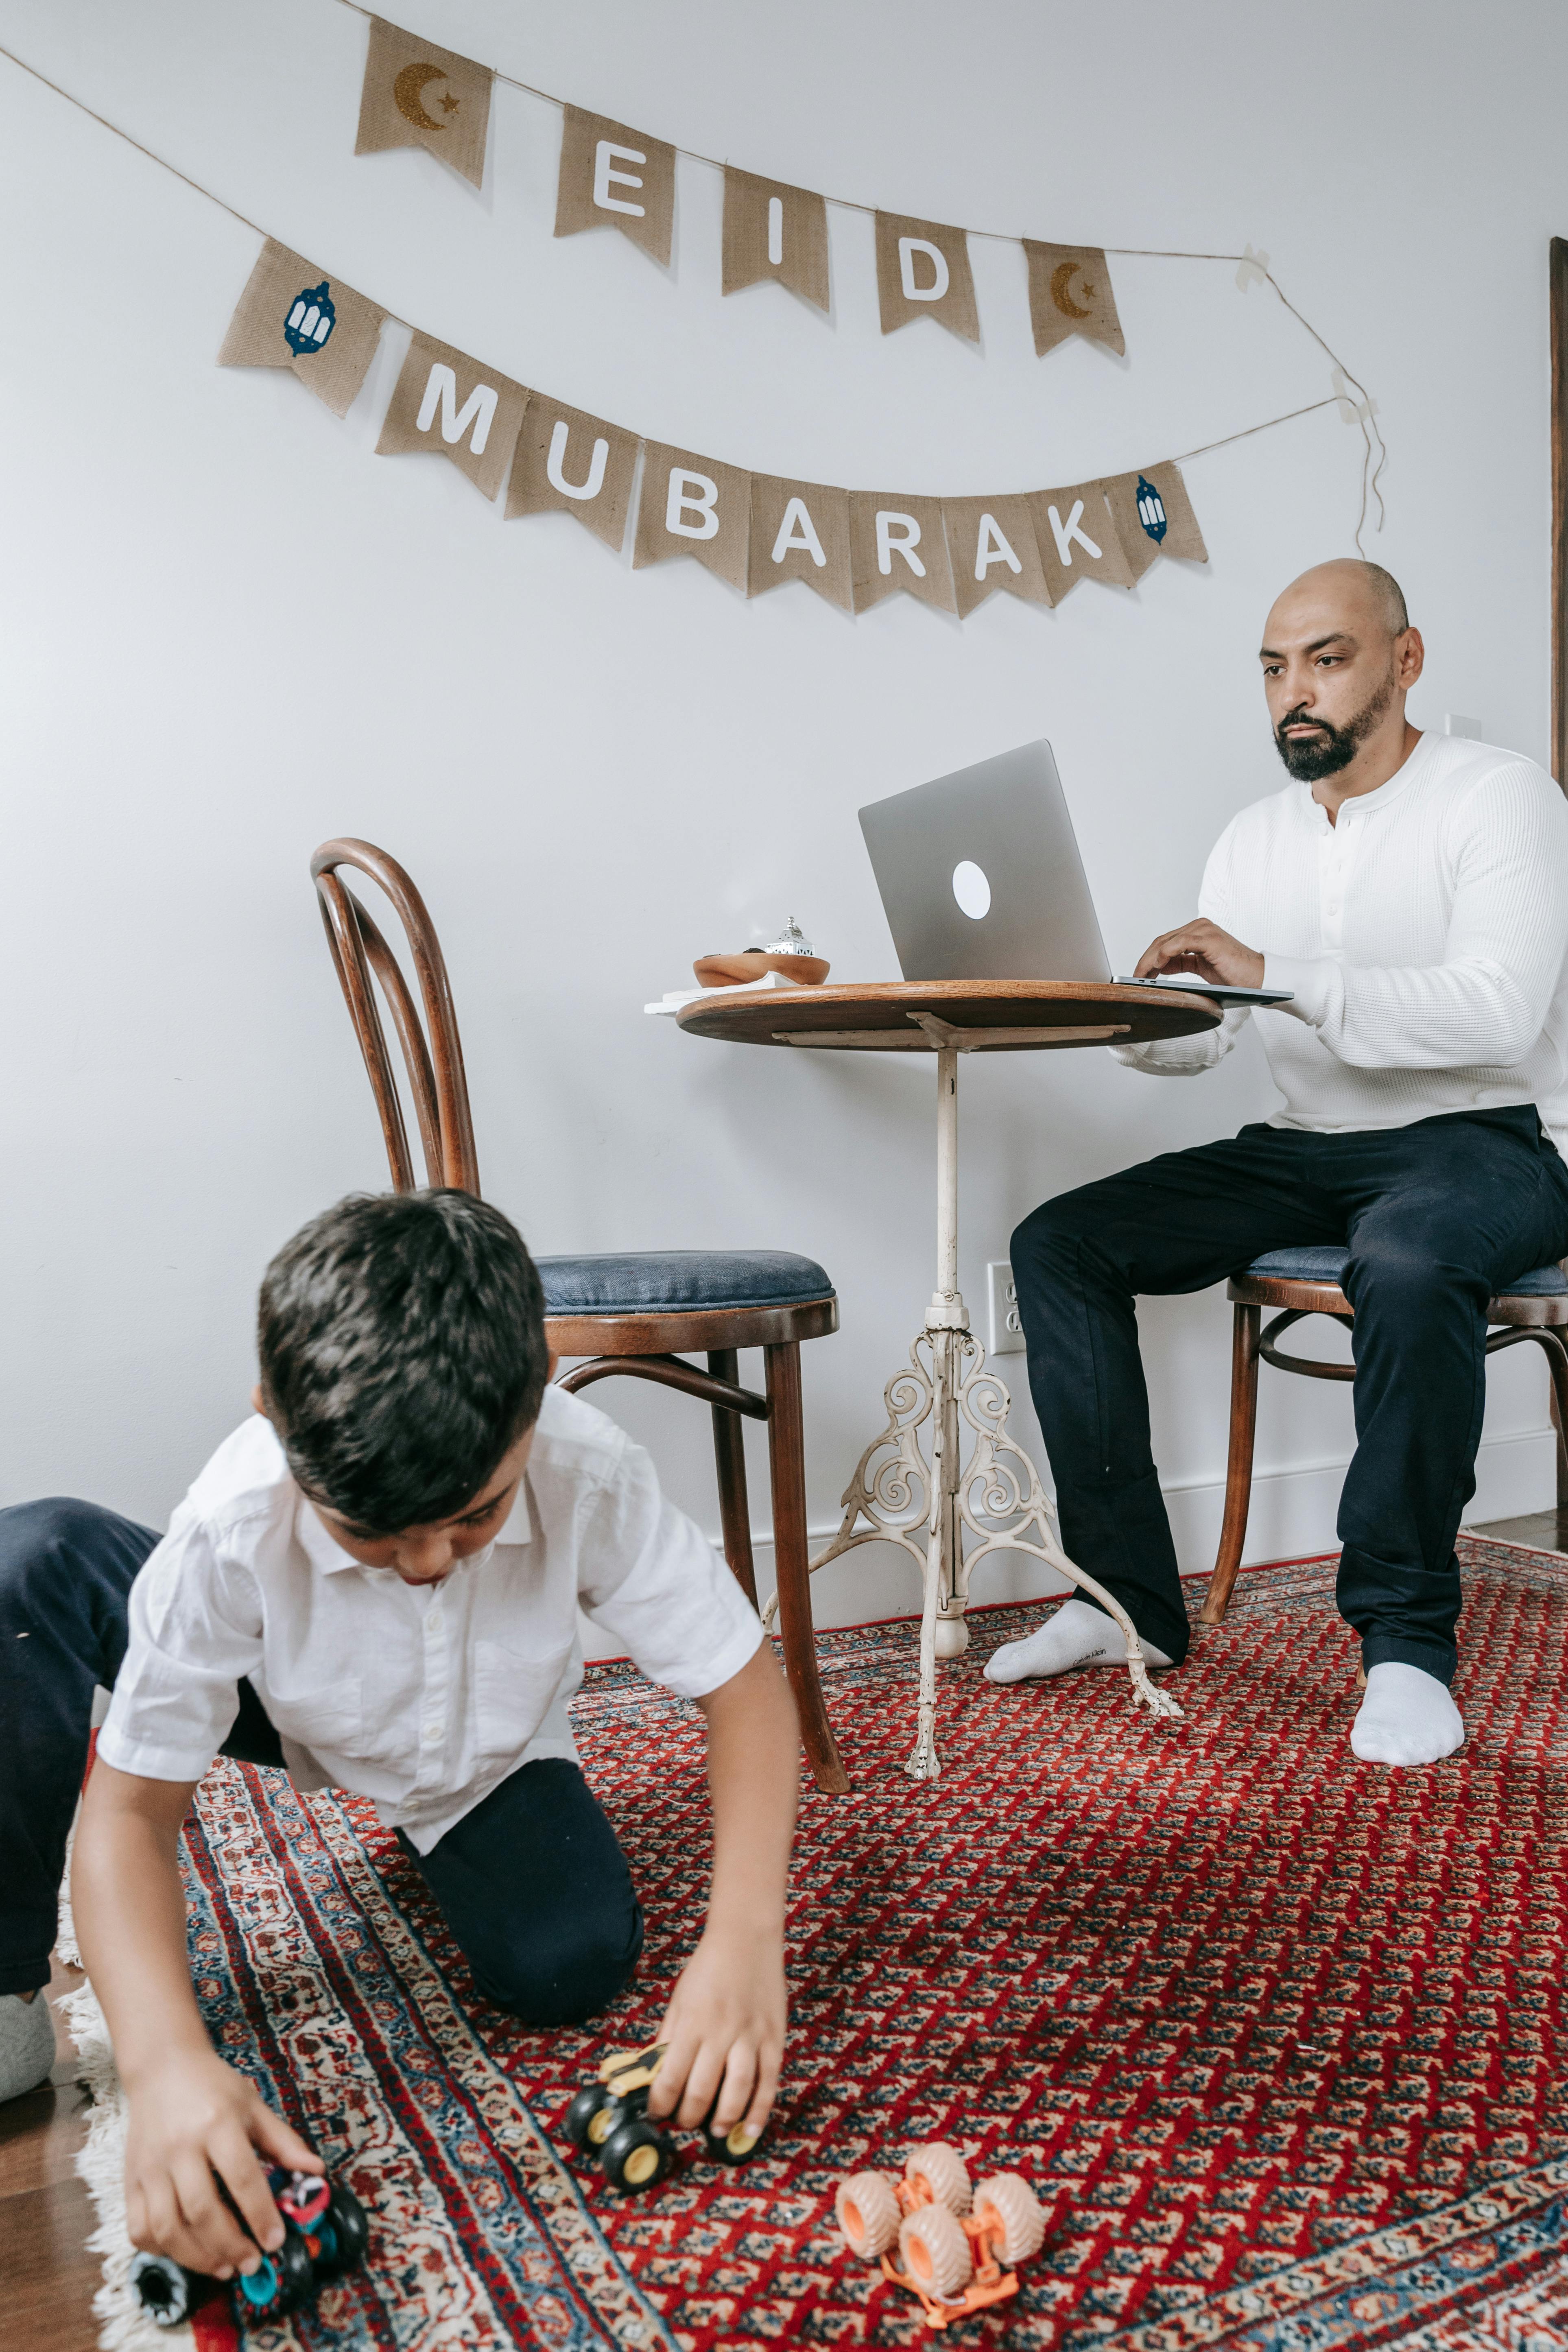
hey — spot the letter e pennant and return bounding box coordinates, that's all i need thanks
[354,17,493,189]
[749,476,852,608]
[506,397,641,552]
[376,332,527,502]
[218,241,387,419]
[634,445,751,590]
[1023,242,1124,358]
[556,109,676,267]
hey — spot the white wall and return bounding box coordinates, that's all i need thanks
[5,0,1566,1626]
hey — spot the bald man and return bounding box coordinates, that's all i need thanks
[991,560,1568,1766]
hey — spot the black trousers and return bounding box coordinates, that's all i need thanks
[0,1498,642,2015]
[1010,1106,1568,1682]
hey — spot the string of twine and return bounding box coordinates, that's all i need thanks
[0,31,1381,536]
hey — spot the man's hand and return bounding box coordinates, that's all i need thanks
[1135,919,1264,990]
[124,2047,322,2279]
[645,1925,786,2140]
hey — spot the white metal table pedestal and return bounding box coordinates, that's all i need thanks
[765,1011,1185,1780]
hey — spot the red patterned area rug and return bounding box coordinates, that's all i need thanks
[168,1535,1568,2352]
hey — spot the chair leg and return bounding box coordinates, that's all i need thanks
[763,1340,850,1796]
[1199,1303,1262,1627]
[708,1350,759,1608]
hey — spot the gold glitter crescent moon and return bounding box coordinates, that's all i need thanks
[1050,260,1094,320]
[393,63,450,132]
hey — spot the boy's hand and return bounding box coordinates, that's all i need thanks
[124,2048,322,2280]
[646,1924,786,2141]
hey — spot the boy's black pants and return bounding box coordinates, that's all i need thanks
[1011,1105,1568,1682]
[0,1499,642,2014]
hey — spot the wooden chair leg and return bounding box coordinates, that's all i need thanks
[1199,1303,1262,1627]
[764,1339,850,1796]
[708,1349,758,1607]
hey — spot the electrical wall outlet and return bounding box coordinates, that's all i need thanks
[1443,714,1484,740]
[987,1260,1025,1354]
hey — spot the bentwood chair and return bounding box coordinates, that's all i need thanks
[1199,1245,1568,1625]
[310,838,848,1793]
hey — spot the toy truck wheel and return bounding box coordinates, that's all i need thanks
[700,2115,764,2165]
[129,2252,192,2328]
[310,2181,371,2281]
[834,2171,901,2258]
[973,2173,1047,2265]
[906,2141,972,2215]
[899,2204,974,2301]
[599,2115,677,2196]
[231,2228,316,2323]
[566,2085,620,2153]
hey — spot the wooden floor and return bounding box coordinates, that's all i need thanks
[1471,1506,1568,1553]
[1,1959,101,2352]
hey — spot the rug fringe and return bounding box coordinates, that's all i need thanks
[61,1979,197,2352]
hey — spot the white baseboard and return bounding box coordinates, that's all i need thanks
[579,1424,1558,1655]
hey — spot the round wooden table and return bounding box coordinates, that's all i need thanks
[677,980,1222,1779]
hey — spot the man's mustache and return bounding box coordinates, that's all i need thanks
[1276,705,1338,740]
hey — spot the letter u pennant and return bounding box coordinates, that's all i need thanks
[506,397,641,551]
[376,332,527,500]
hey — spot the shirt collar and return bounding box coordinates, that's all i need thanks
[1302,729,1433,826]
[293,1468,534,1575]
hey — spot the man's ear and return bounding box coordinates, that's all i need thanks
[546,1350,560,1384]
[1398,625,1425,688]
[251,1383,272,1422]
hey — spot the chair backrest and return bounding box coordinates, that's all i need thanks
[311,838,480,1197]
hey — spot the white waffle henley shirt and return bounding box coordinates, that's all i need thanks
[1116,732,1568,1153]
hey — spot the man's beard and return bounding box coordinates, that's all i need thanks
[1273,665,1396,780]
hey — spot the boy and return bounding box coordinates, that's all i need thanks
[10,1190,798,2284]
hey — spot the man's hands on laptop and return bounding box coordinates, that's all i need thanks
[1135,919,1265,991]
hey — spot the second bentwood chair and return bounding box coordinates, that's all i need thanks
[1199,1245,1568,1627]
[310,838,848,1793]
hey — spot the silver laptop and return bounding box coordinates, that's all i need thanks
[858,738,1290,1004]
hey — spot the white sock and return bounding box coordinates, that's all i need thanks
[1350,1661,1464,1766]
[984,1596,1173,1685]
[0,1989,57,2103]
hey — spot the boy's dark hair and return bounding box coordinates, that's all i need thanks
[258,1190,549,1534]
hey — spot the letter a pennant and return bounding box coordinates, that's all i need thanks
[941,496,1053,617]
[748,476,852,608]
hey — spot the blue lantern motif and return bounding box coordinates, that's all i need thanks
[284,282,336,357]
[1135,474,1168,544]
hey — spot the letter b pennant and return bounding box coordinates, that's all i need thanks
[633,443,751,590]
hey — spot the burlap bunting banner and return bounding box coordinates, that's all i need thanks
[1029,482,1134,601]
[376,332,527,501]
[721,169,830,312]
[849,494,957,614]
[748,476,852,608]
[874,215,979,344]
[1023,242,1124,358]
[555,109,676,267]
[1101,462,1208,579]
[217,240,387,418]
[941,496,1053,618]
[354,17,493,189]
[505,395,640,551]
[633,445,751,590]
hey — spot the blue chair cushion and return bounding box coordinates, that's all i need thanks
[1240,1245,1568,1298]
[537,1249,834,1316]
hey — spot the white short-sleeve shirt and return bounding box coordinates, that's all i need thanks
[98,1385,763,1851]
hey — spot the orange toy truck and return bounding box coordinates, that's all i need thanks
[834,2142,1046,2332]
